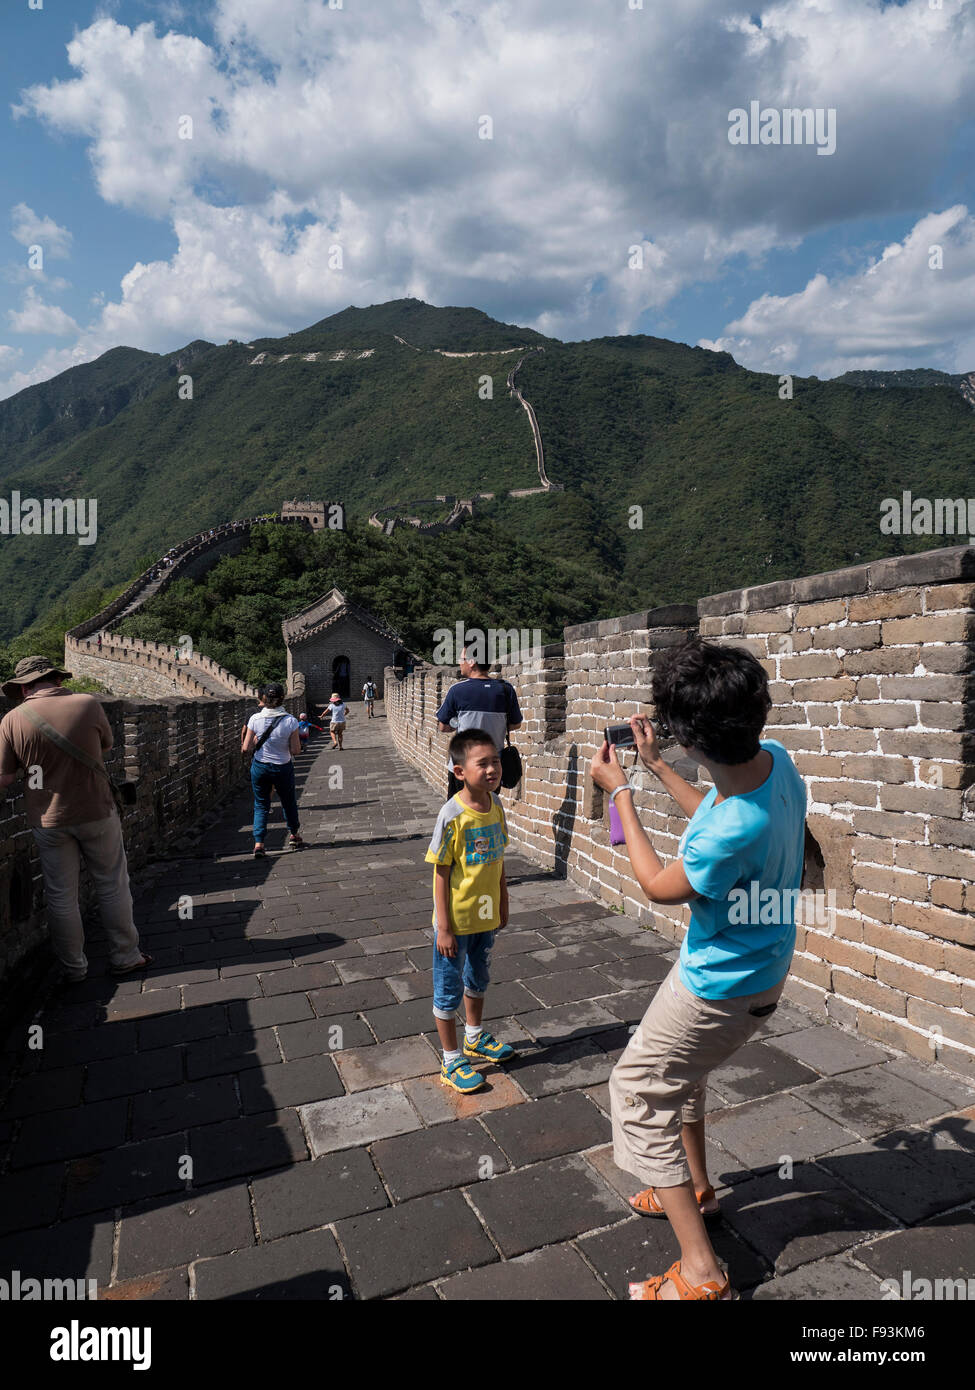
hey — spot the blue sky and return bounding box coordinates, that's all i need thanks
[2,0,974,399]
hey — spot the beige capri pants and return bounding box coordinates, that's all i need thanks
[610,960,785,1187]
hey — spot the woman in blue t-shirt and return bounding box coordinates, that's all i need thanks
[590,638,807,1302]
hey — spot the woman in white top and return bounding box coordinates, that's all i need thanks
[328,692,349,749]
[242,682,303,857]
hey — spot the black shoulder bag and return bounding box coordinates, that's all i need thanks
[500,731,522,789]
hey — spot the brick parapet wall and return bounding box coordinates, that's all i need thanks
[67,514,308,643]
[66,633,258,700]
[63,513,311,700]
[385,546,975,1079]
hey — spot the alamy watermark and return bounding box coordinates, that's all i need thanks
[881,1269,975,1300]
[0,492,97,545]
[728,883,836,927]
[1,1269,97,1300]
[880,491,975,544]
[432,623,542,667]
[728,102,836,156]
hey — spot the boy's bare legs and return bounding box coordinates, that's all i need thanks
[628,1118,726,1297]
[434,996,483,1053]
[653,1183,727,1298]
[682,1118,711,1191]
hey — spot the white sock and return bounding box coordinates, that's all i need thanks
[465,1023,482,1043]
[443,1048,462,1063]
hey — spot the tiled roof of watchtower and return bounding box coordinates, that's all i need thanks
[281,587,404,646]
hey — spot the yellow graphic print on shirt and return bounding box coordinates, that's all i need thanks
[425,794,508,935]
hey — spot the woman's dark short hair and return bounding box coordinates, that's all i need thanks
[651,637,771,765]
[262,682,285,706]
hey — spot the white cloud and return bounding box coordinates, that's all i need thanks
[7,287,80,337]
[699,206,975,376]
[10,203,73,258]
[2,0,974,396]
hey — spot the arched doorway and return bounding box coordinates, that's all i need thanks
[332,654,351,699]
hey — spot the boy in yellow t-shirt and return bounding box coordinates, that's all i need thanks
[425,730,517,1093]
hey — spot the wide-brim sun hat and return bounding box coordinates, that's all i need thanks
[2,655,73,703]
[329,693,341,702]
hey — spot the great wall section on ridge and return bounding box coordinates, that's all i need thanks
[368,343,560,535]
[64,513,313,700]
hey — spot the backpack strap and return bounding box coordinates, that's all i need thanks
[253,714,287,753]
[19,705,123,812]
[19,706,115,785]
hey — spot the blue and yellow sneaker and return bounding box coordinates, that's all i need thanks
[440,1055,487,1093]
[463,1030,516,1063]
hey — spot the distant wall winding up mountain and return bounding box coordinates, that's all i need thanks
[1,298,972,641]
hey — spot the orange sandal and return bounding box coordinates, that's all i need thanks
[629,1258,737,1301]
[629,1183,721,1218]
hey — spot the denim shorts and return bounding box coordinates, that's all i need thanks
[432,929,495,1020]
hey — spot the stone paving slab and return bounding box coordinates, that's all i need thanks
[709,1041,821,1106]
[372,1118,510,1201]
[799,1063,961,1140]
[480,1089,610,1167]
[2,1065,85,1118]
[748,1256,885,1301]
[3,710,973,1301]
[883,1058,975,1108]
[117,1185,255,1280]
[705,1092,859,1170]
[63,1137,188,1218]
[439,1243,611,1300]
[239,1056,344,1112]
[855,1207,975,1288]
[193,1226,352,1300]
[333,1036,438,1092]
[335,1189,498,1299]
[517,999,620,1047]
[399,1070,525,1126]
[251,1149,388,1240]
[716,1162,896,1273]
[185,1027,283,1080]
[466,1154,628,1257]
[764,1026,891,1075]
[506,1037,617,1096]
[302,1084,423,1155]
[188,1111,308,1184]
[102,1268,191,1300]
[817,1125,975,1225]
[0,1210,115,1281]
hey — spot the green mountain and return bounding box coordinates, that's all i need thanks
[1,297,973,641]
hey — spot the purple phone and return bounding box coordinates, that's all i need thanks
[608,799,626,845]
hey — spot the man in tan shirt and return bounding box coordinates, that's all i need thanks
[0,656,149,982]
